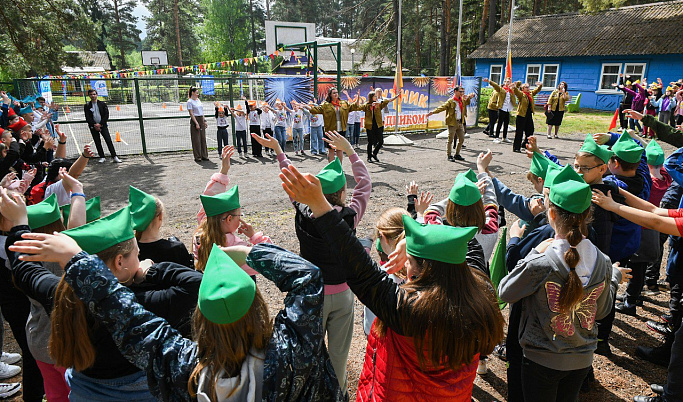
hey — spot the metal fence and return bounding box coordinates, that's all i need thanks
[10,75,481,159]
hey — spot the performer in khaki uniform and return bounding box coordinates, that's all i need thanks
[427,85,474,162]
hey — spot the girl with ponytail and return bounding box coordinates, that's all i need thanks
[499,165,629,402]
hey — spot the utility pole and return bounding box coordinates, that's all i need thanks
[250,0,257,73]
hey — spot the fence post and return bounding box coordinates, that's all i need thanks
[133,78,148,155]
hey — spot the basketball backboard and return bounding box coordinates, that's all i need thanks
[265,21,316,56]
[141,51,169,66]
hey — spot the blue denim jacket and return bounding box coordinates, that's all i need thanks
[64,244,345,402]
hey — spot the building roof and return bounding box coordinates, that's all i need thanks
[469,0,683,59]
[62,51,112,74]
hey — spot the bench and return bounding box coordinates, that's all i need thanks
[566,93,582,113]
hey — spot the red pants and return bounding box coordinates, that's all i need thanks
[36,360,69,402]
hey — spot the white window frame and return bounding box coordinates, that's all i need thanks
[623,63,647,84]
[541,64,560,90]
[596,63,622,94]
[525,64,541,86]
[489,65,503,86]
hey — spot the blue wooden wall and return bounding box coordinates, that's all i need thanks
[474,55,683,111]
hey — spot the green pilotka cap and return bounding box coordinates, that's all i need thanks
[543,163,563,188]
[61,197,101,227]
[645,139,665,166]
[579,134,613,164]
[200,186,240,217]
[198,244,256,325]
[27,194,61,229]
[448,173,482,206]
[129,186,156,231]
[530,152,552,179]
[611,130,643,164]
[549,165,592,214]
[376,238,384,253]
[463,168,478,183]
[62,207,135,254]
[316,157,346,194]
[403,215,478,264]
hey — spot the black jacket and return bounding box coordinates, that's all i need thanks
[84,100,109,128]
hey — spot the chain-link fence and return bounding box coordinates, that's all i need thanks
[11,75,481,159]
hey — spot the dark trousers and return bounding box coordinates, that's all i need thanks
[597,257,631,341]
[235,130,247,155]
[507,301,525,402]
[513,111,534,151]
[522,358,591,402]
[89,125,117,158]
[367,126,384,158]
[249,125,262,156]
[485,109,498,134]
[0,267,44,402]
[217,127,229,155]
[646,232,668,287]
[670,278,683,336]
[664,324,683,400]
[496,110,510,139]
[618,103,629,129]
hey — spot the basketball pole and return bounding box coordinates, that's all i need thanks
[384,0,413,146]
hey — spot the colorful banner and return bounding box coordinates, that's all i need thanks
[38,80,53,103]
[201,75,215,95]
[90,80,108,97]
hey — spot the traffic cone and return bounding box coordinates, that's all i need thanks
[65,106,70,113]
[115,131,122,142]
[163,103,166,109]
[116,105,120,111]
[179,104,183,111]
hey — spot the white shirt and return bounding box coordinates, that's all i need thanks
[501,91,513,112]
[454,98,463,121]
[186,98,204,116]
[44,180,71,207]
[233,113,247,131]
[304,109,323,127]
[274,109,288,127]
[248,110,260,126]
[260,111,273,129]
[292,110,304,129]
[216,115,229,128]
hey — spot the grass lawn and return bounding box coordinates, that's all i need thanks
[479,108,616,135]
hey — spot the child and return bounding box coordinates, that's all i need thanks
[193,146,271,277]
[268,100,292,154]
[500,165,625,402]
[252,130,370,393]
[245,98,264,158]
[291,102,306,155]
[129,186,193,268]
[302,102,325,156]
[214,104,230,158]
[228,104,248,157]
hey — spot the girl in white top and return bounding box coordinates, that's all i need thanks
[187,87,209,161]
[260,106,275,156]
[228,104,248,157]
[291,103,306,155]
[269,101,292,153]
[303,103,325,155]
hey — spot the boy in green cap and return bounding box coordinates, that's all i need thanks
[251,130,370,392]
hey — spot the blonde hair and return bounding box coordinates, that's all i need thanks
[135,197,165,240]
[188,291,272,401]
[194,213,229,272]
[375,207,409,265]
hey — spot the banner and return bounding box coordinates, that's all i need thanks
[201,75,215,96]
[90,80,108,97]
[461,76,482,127]
[38,80,53,103]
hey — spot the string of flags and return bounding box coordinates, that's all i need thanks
[31,47,309,80]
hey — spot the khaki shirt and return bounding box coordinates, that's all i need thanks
[432,97,471,126]
[309,101,363,132]
[547,89,570,112]
[360,99,391,130]
[488,81,517,110]
[513,83,543,116]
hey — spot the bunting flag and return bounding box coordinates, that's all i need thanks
[609,108,620,131]
[393,57,404,114]
[505,51,512,80]
[489,227,508,309]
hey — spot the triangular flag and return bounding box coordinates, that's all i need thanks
[489,227,508,309]
[393,57,404,114]
[609,108,619,131]
[505,51,512,80]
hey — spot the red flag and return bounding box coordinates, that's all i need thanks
[608,108,619,131]
[393,57,404,114]
[505,52,512,80]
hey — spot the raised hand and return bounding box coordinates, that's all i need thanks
[0,172,16,188]
[525,136,541,158]
[406,181,418,196]
[477,149,493,174]
[592,133,610,145]
[483,78,489,83]
[82,144,95,158]
[0,187,27,225]
[250,132,282,154]
[279,165,332,217]
[323,131,353,156]
[58,167,84,194]
[220,145,234,174]
[415,191,433,217]
[625,109,643,121]
[237,218,255,238]
[9,232,82,268]
[384,238,407,275]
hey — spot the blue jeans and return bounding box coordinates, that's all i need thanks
[217,127,229,155]
[310,125,325,154]
[274,126,287,152]
[347,123,356,145]
[292,128,304,152]
[235,130,247,154]
[66,369,156,402]
[629,117,642,132]
[353,122,361,145]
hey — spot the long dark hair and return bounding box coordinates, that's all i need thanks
[374,257,505,370]
[559,81,568,92]
[188,87,198,98]
[325,87,339,103]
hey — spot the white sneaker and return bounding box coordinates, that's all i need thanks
[0,382,20,398]
[113,156,122,163]
[464,133,471,138]
[0,362,21,379]
[502,138,511,143]
[97,157,106,163]
[477,359,488,375]
[492,139,501,144]
[0,352,20,365]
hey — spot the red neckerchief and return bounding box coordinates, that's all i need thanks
[503,85,513,93]
[331,99,341,108]
[525,91,534,107]
[452,95,464,114]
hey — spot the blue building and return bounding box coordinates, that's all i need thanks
[469,0,683,111]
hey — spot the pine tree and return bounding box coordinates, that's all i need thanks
[105,0,141,68]
[143,0,201,66]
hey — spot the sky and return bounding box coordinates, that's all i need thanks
[133,3,150,39]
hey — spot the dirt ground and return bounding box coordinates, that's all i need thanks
[3,127,675,401]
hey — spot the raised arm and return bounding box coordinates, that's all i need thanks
[68,145,94,179]
[592,190,680,236]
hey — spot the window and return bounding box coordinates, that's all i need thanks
[599,63,621,90]
[624,63,646,84]
[542,64,559,89]
[526,65,541,85]
[489,65,503,86]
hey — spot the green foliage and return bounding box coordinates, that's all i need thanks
[201,0,265,63]
[478,87,493,120]
[105,0,142,68]
[142,0,202,66]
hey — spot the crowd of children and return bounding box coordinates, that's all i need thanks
[0,74,683,402]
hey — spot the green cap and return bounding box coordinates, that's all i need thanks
[198,244,256,324]
[463,169,478,183]
[19,105,32,115]
[403,215,477,264]
[27,194,61,229]
[200,186,240,217]
[61,197,101,226]
[611,131,643,164]
[62,207,135,254]
[543,163,563,188]
[645,139,665,166]
[448,173,482,206]
[549,165,591,214]
[316,157,346,194]
[579,134,613,164]
[128,186,156,231]
[530,152,551,179]
[376,238,384,253]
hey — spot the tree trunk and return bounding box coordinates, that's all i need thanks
[439,6,447,76]
[174,0,183,66]
[249,0,257,73]
[489,0,497,40]
[532,0,540,16]
[113,0,127,68]
[479,0,489,45]
[414,1,421,71]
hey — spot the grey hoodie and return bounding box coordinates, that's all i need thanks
[196,349,265,402]
[499,240,621,371]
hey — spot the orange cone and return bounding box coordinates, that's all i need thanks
[65,106,70,113]
[115,131,122,142]
[163,103,166,109]
[179,104,183,111]
[116,105,120,111]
